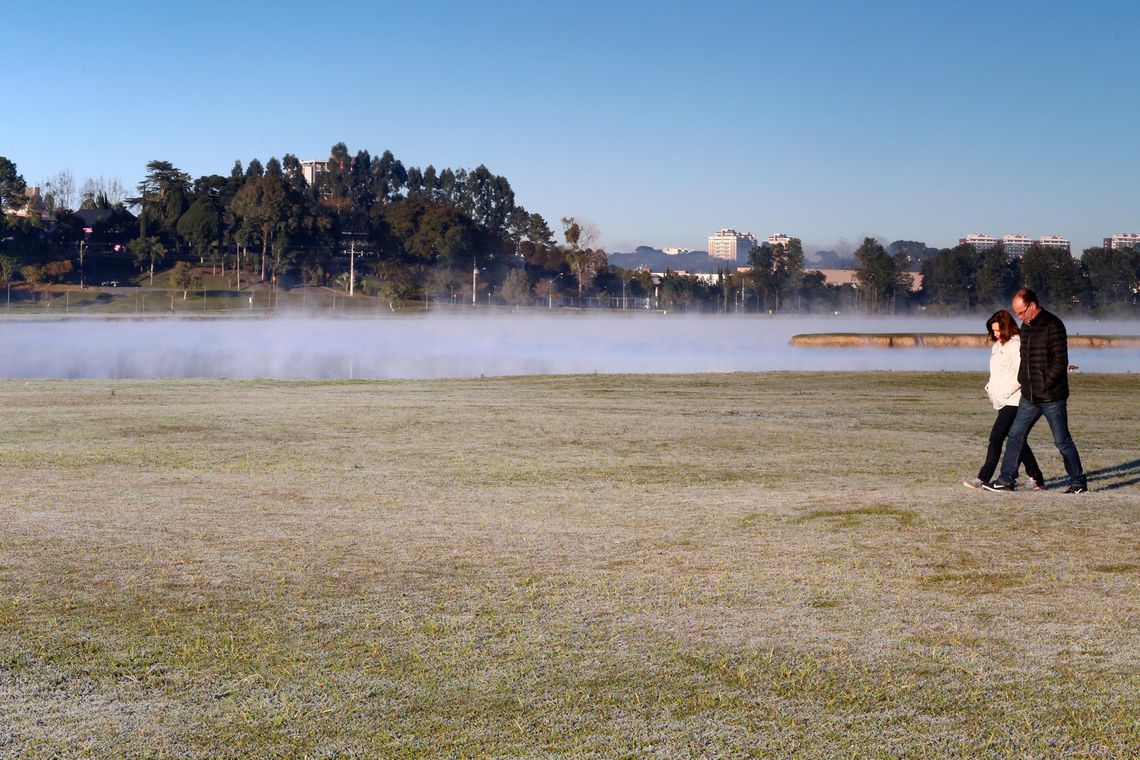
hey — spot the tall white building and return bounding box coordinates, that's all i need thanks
[961,232,1070,256]
[707,228,758,262]
[299,159,329,188]
[1002,234,1033,257]
[960,233,999,251]
[1104,233,1140,250]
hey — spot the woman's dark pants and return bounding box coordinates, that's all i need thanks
[979,404,1043,484]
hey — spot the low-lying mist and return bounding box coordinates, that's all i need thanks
[2,314,1137,380]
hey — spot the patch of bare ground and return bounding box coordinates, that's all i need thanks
[0,372,1136,756]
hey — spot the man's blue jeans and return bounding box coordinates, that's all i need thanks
[998,398,1086,488]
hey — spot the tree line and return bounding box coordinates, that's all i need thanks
[1,146,603,305]
[1,151,1136,314]
[918,242,1138,314]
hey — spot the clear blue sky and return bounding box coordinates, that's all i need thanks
[5,0,1137,255]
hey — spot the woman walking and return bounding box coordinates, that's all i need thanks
[964,310,1045,490]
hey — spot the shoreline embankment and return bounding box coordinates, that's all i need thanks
[789,333,1140,348]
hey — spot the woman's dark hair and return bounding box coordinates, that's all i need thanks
[987,310,1020,344]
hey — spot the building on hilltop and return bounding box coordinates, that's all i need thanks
[299,160,329,188]
[960,233,999,251]
[1001,234,1033,257]
[1104,233,1140,251]
[960,233,1070,256]
[707,228,758,263]
[767,233,793,248]
[1037,235,1070,252]
[662,247,695,255]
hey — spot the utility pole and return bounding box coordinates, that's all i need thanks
[349,237,355,297]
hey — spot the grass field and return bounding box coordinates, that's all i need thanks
[1,372,1137,757]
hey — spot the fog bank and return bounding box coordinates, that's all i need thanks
[2,314,1137,380]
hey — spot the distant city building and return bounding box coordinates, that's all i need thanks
[1104,232,1140,251]
[1001,234,1033,257]
[960,232,1069,256]
[813,268,924,292]
[299,159,329,188]
[767,233,793,248]
[707,228,758,262]
[4,186,44,219]
[960,233,999,251]
[651,271,721,284]
[662,247,695,255]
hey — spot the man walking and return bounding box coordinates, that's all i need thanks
[984,288,1088,493]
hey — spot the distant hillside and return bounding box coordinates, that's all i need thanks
[607,246,739,273]
[809,250,856,269]
[887,240,940,271]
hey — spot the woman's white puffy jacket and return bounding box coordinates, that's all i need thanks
[985,336,1023,410]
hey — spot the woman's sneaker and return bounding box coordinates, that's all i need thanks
[963,478,985,489]
[982,480,1015,492]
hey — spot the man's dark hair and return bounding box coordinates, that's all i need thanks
[1014,287,1039,306]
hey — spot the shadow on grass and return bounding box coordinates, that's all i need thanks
[1039,458,1139,492]
[1081,458,1140,493]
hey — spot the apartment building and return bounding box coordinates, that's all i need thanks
[960,233,999,251]
[1103,233,1140,250]
[707,228,758,262]
[961,233,1070,255]
[299,159,329,188]
[1001,234,1033,257]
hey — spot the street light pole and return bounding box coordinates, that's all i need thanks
[472,259,477,306]
[547,272,564,308]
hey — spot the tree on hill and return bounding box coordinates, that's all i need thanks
[169,261,201,299]
[562,217,606,299]
[0,156,27,209]
[230,174,291,280]
[20,265,44,288]
[920,244,980,310]
[1021,244,1082,307]
[748,237,805,312]
[129,236,167,285]
[855,237,910,314]
[975,245,1019,307]
[0,255,17,284]
[1081,245,1139,311]
[44,259,74,284]
[177,197,223,265]
[888,240,939,270]
[380,195,477,267]
[132,161,191,242]
[499,267,532,306]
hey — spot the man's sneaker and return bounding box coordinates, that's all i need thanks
[963,478,985,490]
[1029,478,1045,491]
[982,480,1015,492]
[1063,484,1088,494]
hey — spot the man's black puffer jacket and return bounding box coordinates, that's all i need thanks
[1018,308,1069,402]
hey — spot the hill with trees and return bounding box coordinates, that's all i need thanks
[1,151,1137,316]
